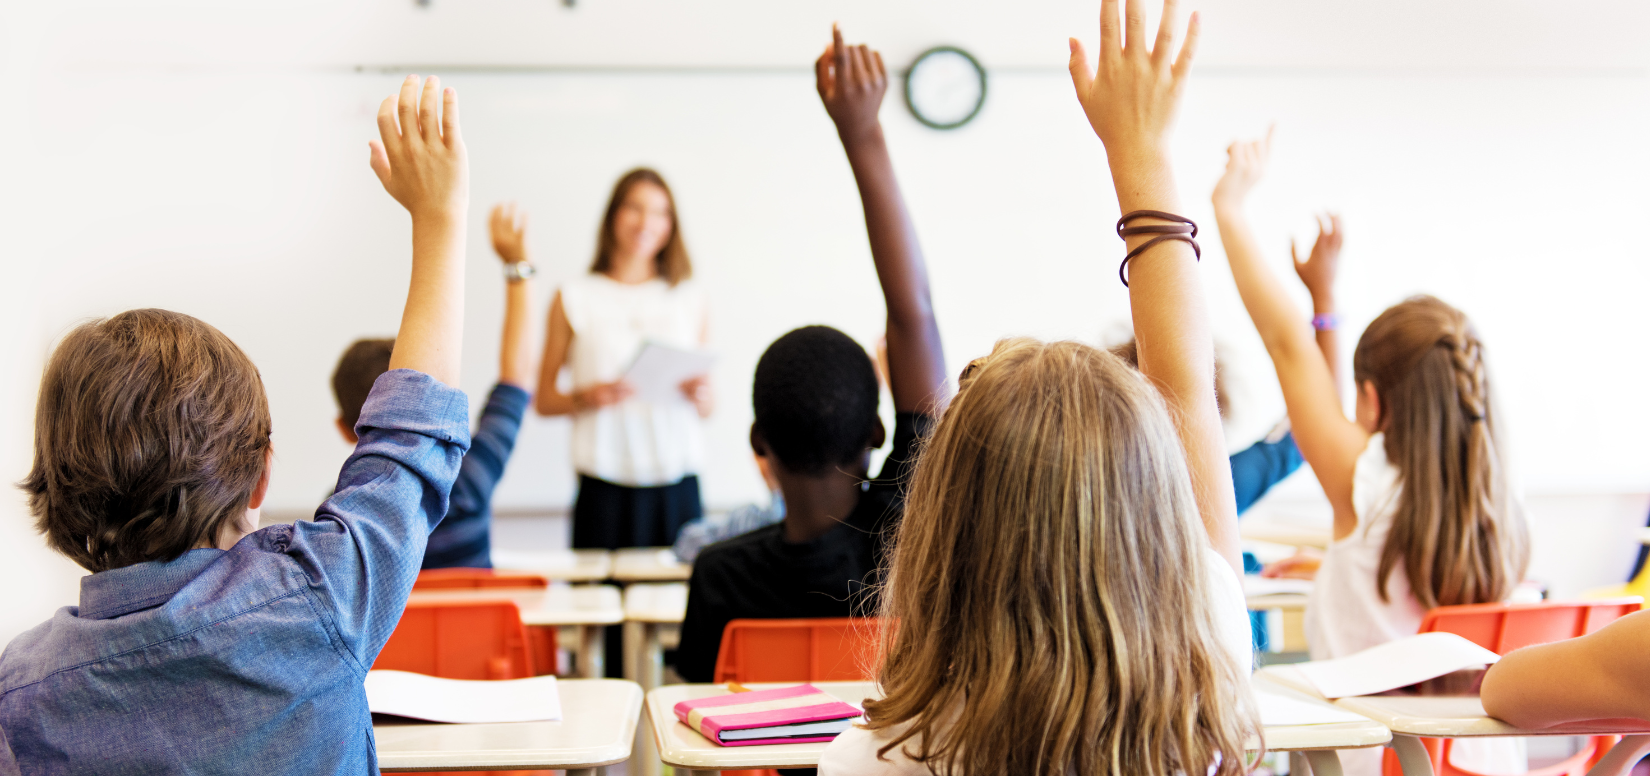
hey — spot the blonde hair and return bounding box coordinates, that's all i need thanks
[863,338,1260,776]
[589,168,692,286]
[1353,295,1528,609]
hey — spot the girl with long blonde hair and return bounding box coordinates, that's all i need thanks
[820,2,1262,773]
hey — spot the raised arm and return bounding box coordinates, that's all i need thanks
[1211,134,1366,537]
[1482,610,1650,728]
[816,26,947,415]
[489,203,540,390]
[1293,214,1344,387]
[1069,0,1239,571]
[369,75,467,387]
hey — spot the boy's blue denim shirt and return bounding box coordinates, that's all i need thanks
[0,369,470,775]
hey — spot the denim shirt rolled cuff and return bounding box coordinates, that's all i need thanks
[488,382,531,415]
[356,369,472,449]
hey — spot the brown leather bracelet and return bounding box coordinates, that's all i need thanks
[1116,210,1200,287]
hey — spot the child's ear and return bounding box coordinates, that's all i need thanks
[336,417,359,444]
[866,418,887,451]
[247,448,274,511]
[749,423,769,457]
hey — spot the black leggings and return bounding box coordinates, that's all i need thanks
[570,474,701,550]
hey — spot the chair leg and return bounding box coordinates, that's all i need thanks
[1305,750,1345,776]
[1290,751,1313,776]
[581,625,605,678]
[1586,735,1650,776]
[1391,736,1437,776]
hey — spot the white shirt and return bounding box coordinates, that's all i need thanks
[819,546,1251,776]
[559,274,707,487]
[1305,433,1427,661]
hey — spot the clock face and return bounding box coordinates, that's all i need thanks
[903,47,986,130]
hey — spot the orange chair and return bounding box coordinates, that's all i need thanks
[375,600,550,776]
[412,568,549,590]
[711,618,882,776]
[1382,598,1643,776]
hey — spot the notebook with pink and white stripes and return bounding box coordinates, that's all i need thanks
[672,684,863,746]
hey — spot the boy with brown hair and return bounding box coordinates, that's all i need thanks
[332,203,540,570]
[1,75,471,773]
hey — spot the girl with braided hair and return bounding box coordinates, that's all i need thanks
[1213,132,1529,774]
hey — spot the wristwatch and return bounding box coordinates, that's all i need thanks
[504,262,538,283]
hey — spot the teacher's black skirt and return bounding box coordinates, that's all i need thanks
[571,474,702,550]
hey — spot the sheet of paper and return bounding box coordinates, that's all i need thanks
[1255,687,1370,726]
[1242,576,1315,596]
[365,670,562,724]
[622,342,716,404]
[1295,632,1501,699]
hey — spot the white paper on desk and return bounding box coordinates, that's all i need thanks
[622,343,715,404]
[1295,632,1501,699]
[366,670,562,723]
[1255,687,1370,726]
[1242,576,1315,596]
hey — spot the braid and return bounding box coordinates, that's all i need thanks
[1444,332,1488,423]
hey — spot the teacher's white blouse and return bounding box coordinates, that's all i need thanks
[560,273,707,487]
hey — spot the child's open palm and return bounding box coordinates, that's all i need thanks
[370,75,468,220]
[815,25,887,144]
[1292,214,1344,299]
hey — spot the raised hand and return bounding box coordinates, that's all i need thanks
[1068,0,1199,163]
[490,203,529,264]
[370,75,468,221]
[1212,128,1273,207]
[815,24,888,145]
[1292,213,1343,303]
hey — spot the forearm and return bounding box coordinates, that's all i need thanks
[534,385,580,416]
[1311,292,1341,388]
[841,127,946,413]
[1211,200,1318,363]
[389,214,466,387]
[499,278,537,390]
[1112,152,1240,568]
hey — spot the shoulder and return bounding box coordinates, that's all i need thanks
[821,722,934,776]
[1200,546,1254,673]
[692,526,782,581]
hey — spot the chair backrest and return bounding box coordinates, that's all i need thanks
[713,618,881,683]
[1418,598,1642,655]
[412,568,549,590]
[373,600,534,679]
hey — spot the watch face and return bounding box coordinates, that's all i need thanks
[903,47,986,130]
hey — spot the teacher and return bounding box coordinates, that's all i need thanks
[529,168,712,549]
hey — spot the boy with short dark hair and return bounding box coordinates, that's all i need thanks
[675,28,948,683]
[331,203,540,570]
[1,75,472,773]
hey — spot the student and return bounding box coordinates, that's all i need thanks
[821,4,1260,773]
[1481,609,1650,728]
[0,76,471,772]
[673,25,949,685]
[1213,133,1528,773]
[330,203,539,569]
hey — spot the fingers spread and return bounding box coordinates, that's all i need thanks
[419,76,441,142]
[1153,0,1180,66]
[368,140,391,185]
[1124,0,1147,54]
[375,94,402,156]
[1172,11,1201,78]
[441,85,461,146]
[1068,38,1095,97]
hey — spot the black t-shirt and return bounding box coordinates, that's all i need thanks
[675,412,932,683]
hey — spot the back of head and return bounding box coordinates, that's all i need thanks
[21,309,272,573]
[752,326,880,475]
[864,338,1258,776]
[1354,295,1529,608]
[333,338,395,431]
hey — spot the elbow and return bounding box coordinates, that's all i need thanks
[1479,660,1551,730]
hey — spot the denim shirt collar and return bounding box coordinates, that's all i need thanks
[79,549,225,620]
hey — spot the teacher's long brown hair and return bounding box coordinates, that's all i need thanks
[863,338,1259,776]
[588,168,693,286]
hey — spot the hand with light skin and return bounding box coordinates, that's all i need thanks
[1211,127,1272,209]
[680,375,713,418]
[1262,547,1324,580]
[1068,0,1199,172]
[1292,213,1343,310]
[489,202,529,265]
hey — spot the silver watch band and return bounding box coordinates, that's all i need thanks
[504,262,538,282]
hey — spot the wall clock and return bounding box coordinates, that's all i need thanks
[903,46,987,130]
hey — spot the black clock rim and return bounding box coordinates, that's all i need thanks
[902,45,987,131]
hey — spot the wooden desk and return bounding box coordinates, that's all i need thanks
[375,678,642,775]
[408,584,624,678]
[612,547,692,582]
[491,548,614,583]
[1261,665,1650,776]
[649,678,1390,776]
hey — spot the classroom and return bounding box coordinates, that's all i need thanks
[3,1,1650,775]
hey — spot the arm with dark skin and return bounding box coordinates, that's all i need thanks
[817,26,948,415]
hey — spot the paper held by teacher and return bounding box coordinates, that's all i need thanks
[623,342,716,404]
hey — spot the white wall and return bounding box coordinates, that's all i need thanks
[6,0,1650,641]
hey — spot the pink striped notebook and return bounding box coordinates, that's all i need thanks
[673,684,863,746]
